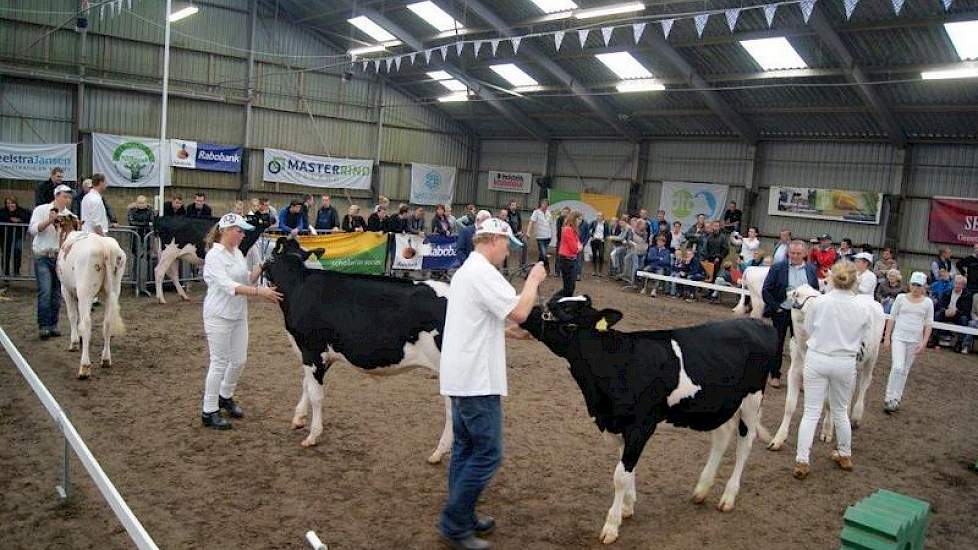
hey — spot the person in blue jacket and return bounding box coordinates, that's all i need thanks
[278,199,311,235]
[454,210,491,268]
[640,234,672,297]
[761,239,820,387]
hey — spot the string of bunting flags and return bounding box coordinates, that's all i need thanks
[355,0,958,74]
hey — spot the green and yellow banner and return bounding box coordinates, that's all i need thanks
[296,232,388,274]
[548,189,622,221]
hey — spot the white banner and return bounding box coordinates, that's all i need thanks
[660,181,729,230]
[487,170,533,194]
[392,233,425,270]
[92,133,164,188]
[170,139,198,169]
[262,148,372,189]
[410,163,456,205]
[0,142,77,181]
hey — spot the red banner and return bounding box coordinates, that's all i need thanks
[928,198,978,245]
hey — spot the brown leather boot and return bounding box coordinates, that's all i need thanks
[831,451,854,472]
[793,462,810,480]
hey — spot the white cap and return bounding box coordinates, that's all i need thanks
[54,184,73,196]
[218,213,254,231]
[475,217,523,247]
[909,272,927,286]
[854,252,873,263]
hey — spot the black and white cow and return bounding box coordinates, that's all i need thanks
[263,237,453,463]
[519,295,778,544]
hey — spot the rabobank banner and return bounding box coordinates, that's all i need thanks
[262,147,372,189]
[0,142,77,181]
[392,234,458,271]
[171,139,242,173]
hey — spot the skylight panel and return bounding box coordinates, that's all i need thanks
[427,71,468,92]
[406,2,464,33]
[616,78,664,93]
[529,0,578,14]
[739,37,807,70]
[944,21,978,60]
[575,2,645,19]
[490,64,539,87]
[595,52,653,80]
[347,15,396,42]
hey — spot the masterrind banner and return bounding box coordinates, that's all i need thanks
[92,133,163,188]
[262,148,372,189]
[0,142,78,181]
[928,197,978,246]
[487,170,532,194]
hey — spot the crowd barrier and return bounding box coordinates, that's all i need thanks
[0,327,159,550]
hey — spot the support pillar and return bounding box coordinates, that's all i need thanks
[884,147,910,251]
[628,140,650,215]
[240,0,257,198]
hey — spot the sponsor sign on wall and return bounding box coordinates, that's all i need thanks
[171,139,243,173]
[487,170,533,194]
[0,142,77,181]
[392,234,458,271]
[410,163,456,205]
[92,133,163,188]
[928,197,978,245]
[547,189,622,222]
[262,148,372,189]
[660,181,729,229]
[296,232,388,275]
[768,186,882,225]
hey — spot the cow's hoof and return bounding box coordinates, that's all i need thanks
[77,365,91,379]
[599,524,619,544]
[621,505,634,518]
[68,342,79,351]
[101,359,112,368]
[851,419,861,430]
[717,498,736,513]
[179,295,190,302]
[819,433,832,443]
[300,437,318,448]
[427,450,447,464]
[291,416,307,429]
[691,490,709,505]
[766,440,784,451]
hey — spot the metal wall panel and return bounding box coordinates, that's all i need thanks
[475,140,547,210]
[381,126,470,167]
[82,87,159,134]
[168,98,243,144]
[756,141,902,192]
[554,140,634,182]
[0,78,74,143]
[906,144,978,198]
[646,140,752,184]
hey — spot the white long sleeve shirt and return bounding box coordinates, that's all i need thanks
[856,270,878,296]
[28,203,70,255]
[81,189,109,234]
[203,243,250,321]
[804,289,871,358]
[890,294,934,344]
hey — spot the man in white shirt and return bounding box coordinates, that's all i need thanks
[854,252,877,296]
[81,173,111,236]
[438,219,546,550]
[28,184,75,339]
[527,198,552,273]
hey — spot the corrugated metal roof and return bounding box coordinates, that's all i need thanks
[752,112,886,139]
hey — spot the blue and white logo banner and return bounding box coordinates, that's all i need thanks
[262,147,372,189]
[660,181,729,230]
[410,163,456,206]
[196,143,243,173]
[0,142,77,181]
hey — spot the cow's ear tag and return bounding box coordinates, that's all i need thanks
[595,317,609,332]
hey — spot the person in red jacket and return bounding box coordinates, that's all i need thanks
[557,211,584,297]
[809,234,838,281]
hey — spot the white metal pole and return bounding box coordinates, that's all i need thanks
[157,0,173,215]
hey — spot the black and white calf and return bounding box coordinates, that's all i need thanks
[520,295,778,544]
[263,237,453,463]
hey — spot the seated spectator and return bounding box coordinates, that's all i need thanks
[809,234,837,280]
[608,217,631,279]
[386,204,410,234]
[454,204,477,233]
[186,192,212,218]
[685,215,707,253]
[341,204,367,232]
[367,205,387,232]
[669,221,685,254]
[961,291,978,355]
[278,199,311,235]
[956,243,978,292]
[931,246,955,282]
[408,206,426,235]
[837,238,855,263]
[674,248,705,302]
[248,198,261,215]
[853,252,877,296]
[930,267,952,302]
[928,275,972,351]
[233,200,246,215]
[746,248,767,268]
[873,247,898,281]
[315,194,339,232]
[715,261,736,286]
[640,234,671,297]
[702,221,728,299]
[431,204,453,237]
[0,196,30,276]
[876,269,906,314]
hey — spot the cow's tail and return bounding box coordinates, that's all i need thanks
[101,239,127,336]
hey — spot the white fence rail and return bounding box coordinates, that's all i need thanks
[0,327,159,550]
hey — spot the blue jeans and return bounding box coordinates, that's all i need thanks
[34,256,61,330]
[440,395,503,540]
[962,319,978,350]
[536,239,550,272]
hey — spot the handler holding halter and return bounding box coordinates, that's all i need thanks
[27,184,75,339]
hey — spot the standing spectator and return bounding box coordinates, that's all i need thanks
[633,208,651,235]
[341,205,367,232]
[278,199,311,235]
[930,267,952,302]
[1,196,30,276]
[608,217,632,279]
[730,226,760,269]
[186,193,213,218]
[408,206,426,235]
[961,290,978,355]
[622,218,649,289]
[34,167,65,207]
[684,214,707,252]
[527,199,553,273]
[654,209,668,231]
[505,200,526,268]
[955,244,978,292]
[315,194,339,232]
[445,204,458,231]
[747,248,767,268]
[792,261,869,480]
[772,230,792,264]
[575,215,590,281]
[882,272,934,413]
[722,201,742,234]
[809,234,838,281]
[28,185,75,339]
[431,204,453,237]
[931,246,956,282]
[875,269,906,314]
[454,204,477,233]
[164,194,186,216]
[368,205,388,232]
[761,240,819,388]
[71,178,92,217]
[927,275,972,350]
[298,194,315,225]
[557,211,583,296]
[248,198,261,215]
[588,212,609,277]
[853,252,877,296]
[455,210,491,267]
[127,194,154,256]
[837,238,855,263]
[873,247,899,282]
[81,173,112,236]
[553,207,570,277]
[668,221,685,255]
[249,199,276,232]
[702,221,728,283]
[641,234,671,297]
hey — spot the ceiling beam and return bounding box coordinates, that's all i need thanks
[453,104,978,120]
[808,5,906,148]
[462,0,640,142]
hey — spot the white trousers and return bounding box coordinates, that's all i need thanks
[202,317,249,413]
[796,350,856,464]
[885,339,918,403]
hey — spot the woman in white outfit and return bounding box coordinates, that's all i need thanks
[793,261,870,480]
[853,252,877,296]
[729,226,760,270]
[200,213,282,430]
[882,272,933,414]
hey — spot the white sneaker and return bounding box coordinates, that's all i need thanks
[650,289,657,297]
[639,287,647,295]
[961,347,970,355]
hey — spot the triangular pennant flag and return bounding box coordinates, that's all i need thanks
[512,36,522,54]
[362,60,368,72]
[372,59,380,72]
[632,23,646,44]
[725,8,740,32]
[439,45,449,60]
[661,19,674,39]
[764,4,777,27]
[127,0,132,9]
[601,27,613,46]
[490,39,500,56]
[474,41,483,56]
[410,52,417,64]
[943,0,954,10]
[694,14,709,38]
[100,4,105,18]
[394,56,402,71]
[800,0,816,23]
[843,0,859,19]
[891,0,905,15]
[424,49,433,64]
[554,30,565,50]
[578,28,590,49]
[455,41,464,57]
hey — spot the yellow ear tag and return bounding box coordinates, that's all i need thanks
[595,317,609,332]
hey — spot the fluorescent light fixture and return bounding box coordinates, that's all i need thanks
[575,2,644,19]
[739,37,807,70]
[616,78,664,93]
[349,45,387,56]
[529,0,578,14]
[348,15,397,42]
[490,63,539,87]
[513,85,545,93]
[407,1,464,33]
[438,92,470,102]
[921,67,978,80]
[168,6,199,22]
[427,70,453,80]
[427,71,468,92]
[595,52,653,79]
[944,21,978,60]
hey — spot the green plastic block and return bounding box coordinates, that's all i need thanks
[839,490,931,550]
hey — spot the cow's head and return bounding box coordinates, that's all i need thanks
[262,237,325,289]
[520,292,623,355]
[786,284,821,331]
